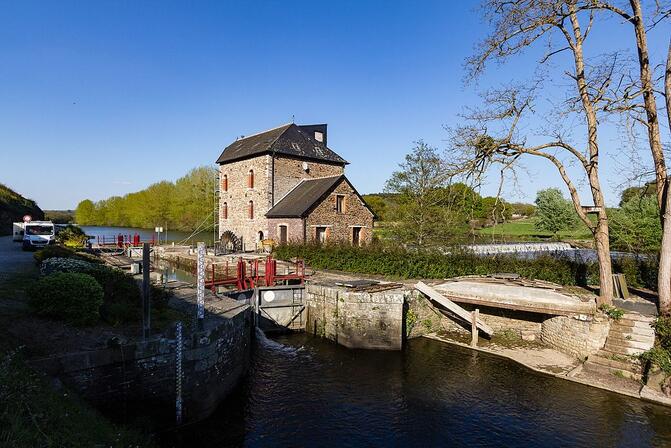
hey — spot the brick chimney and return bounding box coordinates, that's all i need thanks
[298,124,327,147]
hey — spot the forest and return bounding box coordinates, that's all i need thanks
[74,166,216,232]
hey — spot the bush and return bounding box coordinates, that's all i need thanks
[274,243,598,286]
[56,224,88,248]
[33,244,99,265]
[40,257,97,276]
[28,272,103,326]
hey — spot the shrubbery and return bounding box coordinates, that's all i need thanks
[641,317,671,375]
[36,257,169,325]
[28,272,104,326]
[274,243,658,290]
[56,224,88,248]
[33,244,99,265]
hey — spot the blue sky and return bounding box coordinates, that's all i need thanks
[1,1,669,210]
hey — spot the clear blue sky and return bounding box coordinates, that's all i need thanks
[1,1,669,210]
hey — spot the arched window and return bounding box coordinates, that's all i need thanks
[258,231,264,241]
[222,174,228,192]
[248,200,254,219]
[248,169,254,189]
[222,202,228,220]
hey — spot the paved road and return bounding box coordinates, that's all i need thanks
[0,235,36,274]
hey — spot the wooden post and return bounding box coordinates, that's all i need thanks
[142,242,151,339]
[471,308,479,347]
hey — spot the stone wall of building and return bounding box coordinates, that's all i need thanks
[305,283,404,350]
[305,180,374,245]
[219,156,273,250]
[272,154,344,201]
[266,217,304,243]
[541,315,609,359]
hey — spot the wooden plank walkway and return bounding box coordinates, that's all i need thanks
[415,281,494,336]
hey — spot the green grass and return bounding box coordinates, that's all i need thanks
[0,348,153,447]
[477,217,593,240]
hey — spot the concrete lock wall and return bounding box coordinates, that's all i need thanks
[305,284,404,350]
[29,306,252,426]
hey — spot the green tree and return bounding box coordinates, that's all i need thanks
[534,188,578,236]
[74,199,96,225]
[619,182,656,207]
[384,141,457,247]
[610,195,661,253]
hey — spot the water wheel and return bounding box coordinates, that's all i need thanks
[219,230,242,253]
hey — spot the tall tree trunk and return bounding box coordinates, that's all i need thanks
[659,38,671,316]
[629,0,667,210]
[569,5,613,303]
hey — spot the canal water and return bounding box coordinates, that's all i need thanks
[163,333,671,448]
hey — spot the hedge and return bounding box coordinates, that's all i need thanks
[274,243,658,290]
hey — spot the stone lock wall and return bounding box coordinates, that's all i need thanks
[29,307,252,426]
[219,156,273,250]
[305,283,404,350]
[541,315,609,359]
[305,180,374,245]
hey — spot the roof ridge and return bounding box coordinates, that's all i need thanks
[235,122,292,142]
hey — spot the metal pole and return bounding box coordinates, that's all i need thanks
[142,242,151,339]
[197,241,205,330]
[175,321,183,425]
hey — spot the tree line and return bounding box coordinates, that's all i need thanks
[75,166,216,232]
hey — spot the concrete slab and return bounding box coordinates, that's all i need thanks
[433,279,596,316]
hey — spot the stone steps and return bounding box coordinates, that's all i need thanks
[583,358,642,381]
[603,341,650,356]
[606,332,655,345]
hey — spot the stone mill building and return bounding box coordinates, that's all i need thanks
[215,123,375,251]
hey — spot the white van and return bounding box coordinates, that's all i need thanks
[21,221,55,250]
[12,222,25,242]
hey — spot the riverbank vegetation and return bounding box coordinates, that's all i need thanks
[0,348,152,447]
[0,183,43,236]
[75,166,216,232]
[274,243,658,291]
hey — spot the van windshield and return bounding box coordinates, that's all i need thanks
[26,225,54,236]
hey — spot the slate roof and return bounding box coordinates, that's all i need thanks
[265,175,345,218]
[216,123,348,165]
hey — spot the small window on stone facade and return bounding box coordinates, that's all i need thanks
[248,201,254,219]
[248,170,254,189]
[222,202,228,220]
[222,174,228,192]
[335,195,345,213]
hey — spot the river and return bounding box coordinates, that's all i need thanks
[162,333,671,448]
[80,225,215,245]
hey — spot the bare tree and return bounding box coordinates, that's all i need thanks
[584,1,671,314]
[660,38,671,314]
[455,0,617,304]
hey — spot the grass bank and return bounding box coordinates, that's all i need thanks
[477,217,593,241]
